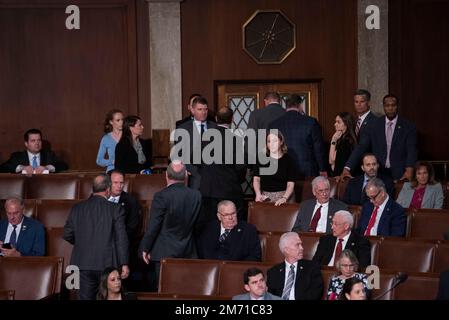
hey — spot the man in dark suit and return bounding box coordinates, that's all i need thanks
[0,197,45,257]
[353,89,377,141]
[292,176,348,233]
[175,96,218,190]
[198,200,261,261]
[176,93,215,128]
[312,210,371,269]
[247,92,285,132]
[356,178,407,237]
[342,94,417,181]
[269,94,326,178]
[139,160,201,287]
[267,232,323,300]
[342,153,394,205]
[436,270,449,300]
[1,128,68,174]
[63,173,129,300]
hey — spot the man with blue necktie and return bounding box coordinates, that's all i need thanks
[0,128,68,174]
[0,197,45,256]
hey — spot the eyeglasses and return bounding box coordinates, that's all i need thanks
[219,212,237,218]
[315,188,330,195]
[340,264,355,269]
[367,189,382,201]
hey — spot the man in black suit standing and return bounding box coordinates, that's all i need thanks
[139,160,201,287]
[63,173,129,300]
[247,92,285,132]
[342,153,394,205]
[176,93,215,128]
[267,232,323,300]
[353,89,377,141]
[1,128,68,174]
[312,210,371,270]
[198,200,261,261]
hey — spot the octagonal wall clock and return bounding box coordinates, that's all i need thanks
[242,10,296,64]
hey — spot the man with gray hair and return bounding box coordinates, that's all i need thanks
[139,160,202,289]
[267,232,323,300]
[292,176,347,233]
[356,177,406,237]
[312,210,371,269]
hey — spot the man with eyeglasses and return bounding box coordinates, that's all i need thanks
[356,177,406,237]
[198,200,261,261]
[292,176,347,233]
[312,210,371,269]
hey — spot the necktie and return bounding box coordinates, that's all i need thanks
[219,229,231,243]
[364,206,379,236]
[334,238,344,264]
[200,123,205,136]
[385,121,394,168]
[10,225,17,247]
[282,265,295,300]
[355,117,362,136]
[308,206,322,232]
[32,155,38,169]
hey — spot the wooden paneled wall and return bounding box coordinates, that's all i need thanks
[180,0,358,145]
[0,0,150,170]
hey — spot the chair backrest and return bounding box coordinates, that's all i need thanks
[130,174,166,201]
[36,200,79,228]
[366,236,383,267]
[158,258,220,295]
[46,227,73,272]
[0,290,15,300]
[78,174,132,199]
[394,181,404,200]
[321,267,336,300]
[247,202,299,233]
[336,178,349,200]
[298,232,322,260]
[217,261,273,297]
[25,175,78,200]
[377,239,436,273]
[370,271,396,300]
[408,211,449,240]
[0,175,26,200]
[0,256,63,300]
[433,242,449,273]
[393,272,440,300]
[347,205,362,229]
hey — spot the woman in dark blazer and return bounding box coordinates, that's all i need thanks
[115,115,152,174]
[328,112,357,176]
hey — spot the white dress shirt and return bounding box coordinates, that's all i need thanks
[328,232,351,266]
[368,195,390,236]
[3,219,24,244]
[313,201,330,233]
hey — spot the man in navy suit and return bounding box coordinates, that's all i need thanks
[198,200,261,261]
[0,197,45,257]
[342,153,394,205]
[269,94,326,178]
[1,128,68,174]
[267,232,323,300]
[356,178,407,237]
[353,89,377,141]
[342,94,417,181]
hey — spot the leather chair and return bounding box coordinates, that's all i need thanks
[217,261,273,297]
[130,174,166,201]
[377,239,436,273]
[394,181,404,200]
[158,258,220,295]
[0,256,63,300]
[366,236,383,267]
[78,174,132,199]
[0,290,14,300]
[321,266,336,300]
[0,175,26,200]
[347,205,362,229]
[247,202,299,233]
[140,202,151,237]
[37,200,79,228]
[298,232,321,260]
[136,292,231,300]
[433,243,449,273]
[25,175,78,200]
[46,227,73,271]
[393,272,440,300]
[408,211,449,240]
[336,178,349,200]
[370,271,397,300]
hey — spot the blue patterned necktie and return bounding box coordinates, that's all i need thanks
[32,155,38,169]
[282,265,295,300]
[10,225,17,247]
[219,229,231,243]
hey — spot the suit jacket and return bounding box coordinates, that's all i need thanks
[0,216,45,256]
[118,191,142,241]
[357,111,377,141]
[292,198,348,233]
[176,119,218,190]
[176,114,216,128]
[267,259,323,300]
[232,292,282,300]
[138,183,201,261]
[1,150,68,173]
[342,174,395,205]
[312,232,371,269]
[437,270,449,300]
[247,103,285,131]
[346,116,417,180]
[356,197,407,237]
[269,111,325,178]
[63,195,129,270]
[115,137,152,174]
[396,182,444,209]
[198,220,261,261]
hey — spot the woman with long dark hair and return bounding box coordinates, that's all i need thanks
[329,112,357,176]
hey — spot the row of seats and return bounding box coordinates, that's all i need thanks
[248,202,449,240]
[260,232,449,274]
[0,173,166,201]
[157,258,440,300]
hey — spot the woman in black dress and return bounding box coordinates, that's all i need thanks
[328,112,357,176]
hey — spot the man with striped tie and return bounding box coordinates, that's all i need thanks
[267,232,323,300]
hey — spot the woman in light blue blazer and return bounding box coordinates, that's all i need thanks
[396,161,444,209]
[96,109,123,172]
